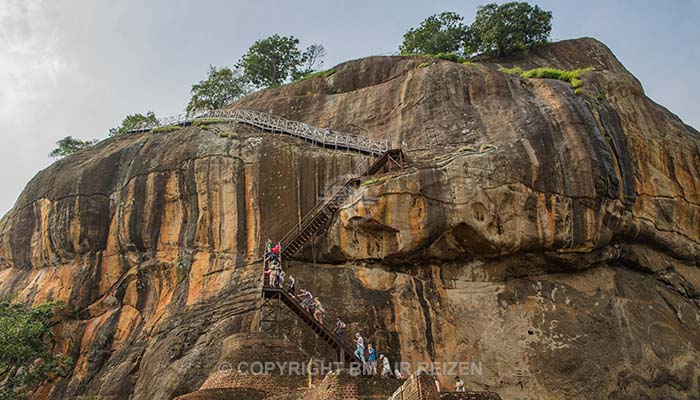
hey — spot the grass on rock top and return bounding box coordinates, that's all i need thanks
[360,176,389,187]
[298,68,336,81]
[151,125,182,134]
[193,118,228,126]
[402,52,474,65]
[500,66,593,93]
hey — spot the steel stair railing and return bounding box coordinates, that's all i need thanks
[278,149,403,259]
[262,285,362,364]
[127,109,391,156]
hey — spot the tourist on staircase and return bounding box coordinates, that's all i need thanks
[334,317,346,345]
[455,376,465,392]
[313,299,325,325]
[264,238,275,270]
[353,333,367,367]
[367,344,377,375]
[268,259,278,287]
[264,264,383,371]
[380,354,392,377]
[287,275,296,295]
[299,289,314,311]
[275,266,285,288]
[307,297,316,316]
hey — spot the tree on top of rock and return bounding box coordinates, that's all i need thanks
[400,2,553,58]
[186,66,250,115]
[238,34,325,88]
[466,2,552,56]
[109,111,158,136]
[399,12,469,55]
[49,136,98,158]
[292,44,326,81]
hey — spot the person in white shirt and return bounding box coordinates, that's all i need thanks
[455,376,465,392]
[353,333,366,365]
[380,354,392,377]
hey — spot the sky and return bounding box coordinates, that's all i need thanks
[0,0,698,215]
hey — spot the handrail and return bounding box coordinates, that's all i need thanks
[278,176,358,251]
[263,285,360,362]
[126,108,391,156]
[278,149,402,256]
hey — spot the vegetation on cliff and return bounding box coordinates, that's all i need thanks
[400,2,552,57]
[500,66,593,93]
[399,12,470,55]
[48,136,98,158]
[466,2,552,56]
[237,35,325,88]
[0,301,71,400]
[185,66,251,115]
[49,1,555,158]
[109,111,159,137]
[183,37,327,118]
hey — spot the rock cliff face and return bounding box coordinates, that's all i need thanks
[0,38,699,399]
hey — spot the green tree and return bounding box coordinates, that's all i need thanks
[109,111,158,136]
[399,12,469,55]
[186,66,250,115]
[239,35,301,87]
[49,136,98,158]
[292,44,326,81]
[466,2,552,56]
[238,35,325,87]
[0,301,72,400]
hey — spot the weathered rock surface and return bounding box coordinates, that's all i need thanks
[0,38,699,399]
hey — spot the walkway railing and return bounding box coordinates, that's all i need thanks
[127,108,391,156]
[279,149,403,259]
[261,283,361,364]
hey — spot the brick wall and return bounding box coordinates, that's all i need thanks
[388,375,418,400]
[218,333,311,364]
[306,372,358,400]
[175,371,309,400]
[356,376,405,398]
[199,370,306,392]
[388,374,502,400]
[302,371,404,400]
[388,374,439,400]
[440,392,502,400]
[174,387,268,400]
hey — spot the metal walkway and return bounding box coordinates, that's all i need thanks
[260,285,362,364]
[127,108,391,156]
[279,149,403,259]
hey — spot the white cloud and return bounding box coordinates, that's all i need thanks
[0,0,70,119]
[0,0,697,217]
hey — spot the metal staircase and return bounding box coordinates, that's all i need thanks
[279,149,403,259]
[259,149,402,366]
[260,285,362,364]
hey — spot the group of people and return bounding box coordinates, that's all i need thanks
[263,238,400,379]
[296,288,325,325]
[263,239,325,326]
[264,239,285,288]
[346,331,402,378]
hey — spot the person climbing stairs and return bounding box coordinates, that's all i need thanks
[279,148,404,259]
[260,282,362,365]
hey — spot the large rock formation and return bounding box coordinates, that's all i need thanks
[0,38,698,399]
